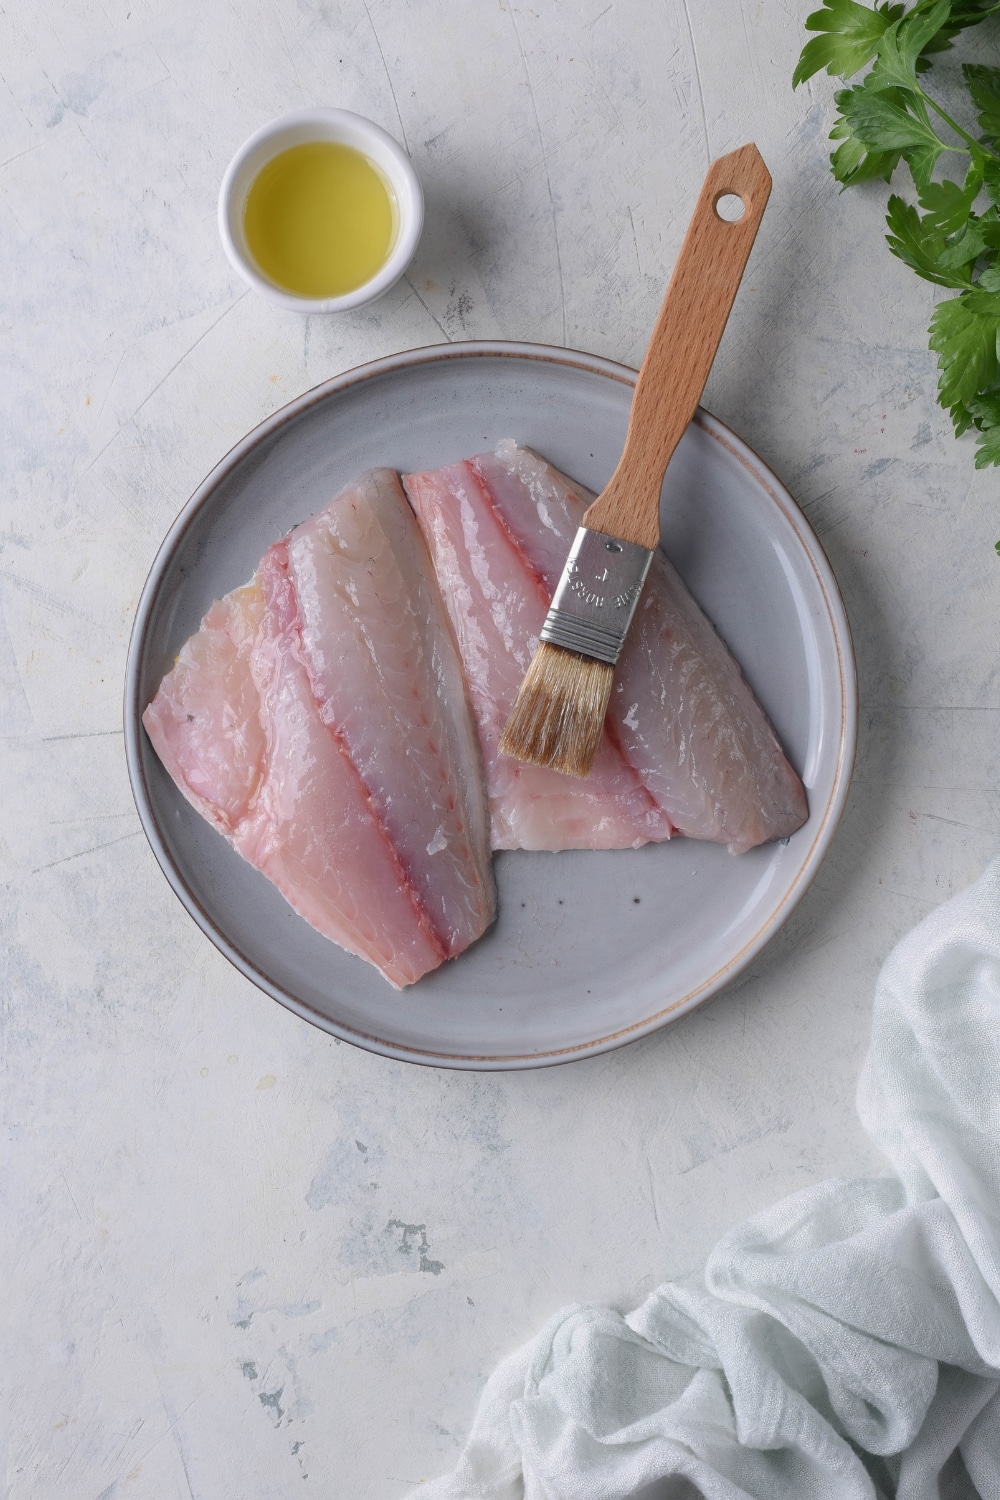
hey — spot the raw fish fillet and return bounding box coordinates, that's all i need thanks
[403,442,807,854]
[143,469,496,988]
[403,454,674,851]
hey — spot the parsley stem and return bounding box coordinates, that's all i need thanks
[922,92,999,160]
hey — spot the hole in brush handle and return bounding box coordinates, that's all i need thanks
[713,192,746,223]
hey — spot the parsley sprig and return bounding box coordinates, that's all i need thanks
[795,0,1000,507]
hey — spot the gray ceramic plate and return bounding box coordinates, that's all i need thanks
[124,342,856,1070]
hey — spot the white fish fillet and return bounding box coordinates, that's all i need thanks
[403,454,674,851]
[404,442,807,854]
[143,469,495,988]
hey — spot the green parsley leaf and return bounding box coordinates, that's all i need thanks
[960,285,1000,314]
[837,84,945,185]
[830,113,903,182]
[885,196,973,285]
[938,218,993,269]
[950,397,975,436]
[963,63,1000,141]
[928,293,1000,413]
[970,205,1000,251]
[966,392,1000,464]
[793,0,905,87]
[966,389,1000,420]
[870,2,954,92]
[917,159,984,231]
[919,0,998,58]
[984,158,1000,205]
[909,143,949,191]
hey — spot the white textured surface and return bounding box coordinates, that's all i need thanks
[2,2,998,1496]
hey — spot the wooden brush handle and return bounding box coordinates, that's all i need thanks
[583,144,771,549]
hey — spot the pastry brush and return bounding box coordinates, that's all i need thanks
[499,143,772,778]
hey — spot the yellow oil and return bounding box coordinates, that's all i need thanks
[243,141,397,299]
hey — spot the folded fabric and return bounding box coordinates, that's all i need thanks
[410,860,1000,1499]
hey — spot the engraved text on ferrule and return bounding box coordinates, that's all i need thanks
[568,577,607,607]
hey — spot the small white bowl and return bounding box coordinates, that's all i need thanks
[218,108,423,314]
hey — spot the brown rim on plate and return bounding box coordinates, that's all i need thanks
[123,340,857,1069]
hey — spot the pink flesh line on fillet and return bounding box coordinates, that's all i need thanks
[236,537,451,986]
[283,468,495,954]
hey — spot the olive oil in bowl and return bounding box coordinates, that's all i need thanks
[243,141,398,300]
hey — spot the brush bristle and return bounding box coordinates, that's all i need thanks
[499,642,614,779]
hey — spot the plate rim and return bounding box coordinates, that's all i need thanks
[123,339,858,1070]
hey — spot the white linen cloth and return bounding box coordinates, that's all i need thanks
[411,861,1000,1498]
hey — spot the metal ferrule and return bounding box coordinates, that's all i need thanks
[539,527,654,666]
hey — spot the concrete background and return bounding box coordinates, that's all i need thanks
[2,0,998,1494]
